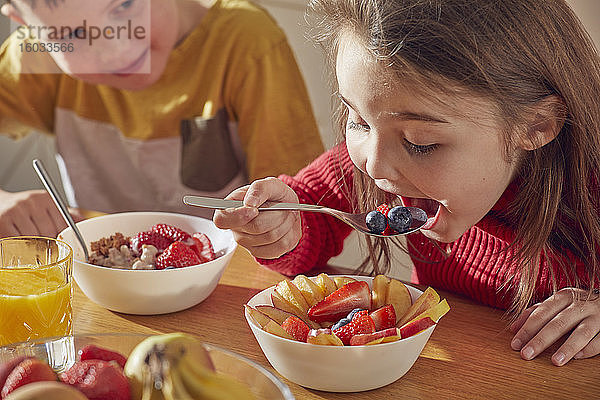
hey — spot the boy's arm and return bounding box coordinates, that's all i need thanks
[229,38,324,180]
[257,144,355,275]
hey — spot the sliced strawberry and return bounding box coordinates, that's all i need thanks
[308,281,371,323]
[376,204,390,217]
[190,233,216,262]
[1,358,57,398]
[155,241,201,269]
[281,316,310,342]
[369,304,396,331]
[60,360,130,400]
[79,344,128,369]
[332,310,376,345]
[151,224,191,243]
[0,356,29,391]
[129,231,171,254]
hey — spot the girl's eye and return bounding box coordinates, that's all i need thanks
[346,120,370,132]
[403,139,438,155]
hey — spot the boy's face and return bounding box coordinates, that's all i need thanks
[337,31,523,243]
[8,0,179,90]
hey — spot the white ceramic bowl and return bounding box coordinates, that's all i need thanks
[0,334,295,400]
[58,212,236,315]
[245,276,436,392]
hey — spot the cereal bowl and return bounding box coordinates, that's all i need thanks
[0,333,294,400]
[58,212,236,315]
[245,276,437,392]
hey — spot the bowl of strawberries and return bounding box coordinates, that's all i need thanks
[0,333,294,399]
[244,273,450,392]
[58,212,237,315]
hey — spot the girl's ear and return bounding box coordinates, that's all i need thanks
[1,4,26,25]
[518,95,566,151]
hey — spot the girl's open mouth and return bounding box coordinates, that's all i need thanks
[399,196,441,230]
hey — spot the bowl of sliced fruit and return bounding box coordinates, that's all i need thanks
[244,273,450,392]
[58,212,236,315]
[0,332,294,399]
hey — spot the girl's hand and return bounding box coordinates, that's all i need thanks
[213,177,302,259]
[509,287,600,366]
[0,189,67,238]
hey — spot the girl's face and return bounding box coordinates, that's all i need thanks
[337,32,522,243]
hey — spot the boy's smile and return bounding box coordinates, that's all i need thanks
[336,31,523,243]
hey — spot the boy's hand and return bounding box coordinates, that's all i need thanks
[509,287,600,366]
[0,189,67,238]
[213,177,302,259]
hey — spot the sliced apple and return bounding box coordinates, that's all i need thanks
[244,305,273,328]
[399,316,435,338]
[292,275,325,307]
[386,279,412,324]
[314,273,337,296]
[403,298,450,327]
[349,327,400,346]
[371,274,391,309]
[271,292,305,318]
[333,276,357,289]
[275,279,310,315]
[306,332,344,346]
[256,304,320,329]
[264,320,294,340]
[397,287,440,326]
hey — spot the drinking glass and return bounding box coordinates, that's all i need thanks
[0,236,73,346]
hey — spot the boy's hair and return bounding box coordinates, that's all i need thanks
[308,0,600,314]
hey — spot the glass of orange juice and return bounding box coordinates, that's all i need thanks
[0,236,73,346]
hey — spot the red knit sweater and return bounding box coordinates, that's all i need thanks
[258,144,593,309]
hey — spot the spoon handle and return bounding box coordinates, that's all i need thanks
[33,159,90,261]
[183,195,327,212]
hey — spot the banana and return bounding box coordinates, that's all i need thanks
[125,333,255,400]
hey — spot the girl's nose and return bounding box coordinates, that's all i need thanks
[363,132,400,181]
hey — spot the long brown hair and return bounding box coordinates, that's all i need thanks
[307,0,600,313]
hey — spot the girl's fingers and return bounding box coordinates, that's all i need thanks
[552,317,600,366]
[234,211,300,248]
[511,289,574,351]
[243,225,302,259]
[517,304,588,362]
[573,329,600,360]
[213,206,259,229]
[509,305,537,335]
[244,177,298,207]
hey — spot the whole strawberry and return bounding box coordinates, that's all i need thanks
[129,231,171,254]
[78,344,128,369]
[60,360,130,400]
[332,310,376,345]
[151,224,191,243]
[155,241,201,269]
[1,358,57,398]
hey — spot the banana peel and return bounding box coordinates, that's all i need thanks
[124,333,255,400]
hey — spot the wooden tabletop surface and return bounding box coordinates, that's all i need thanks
[73,247,599,399]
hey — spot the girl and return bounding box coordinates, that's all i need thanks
[214,0,600,367]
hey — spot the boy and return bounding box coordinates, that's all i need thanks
[0,0,323,237]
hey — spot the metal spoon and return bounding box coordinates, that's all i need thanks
[33,159,90,261]
[183,195,427,237]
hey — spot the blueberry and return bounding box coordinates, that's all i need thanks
[346,308,365,321]
[332,317,351,331]
[365,210,387,233]
[388,206,413,233]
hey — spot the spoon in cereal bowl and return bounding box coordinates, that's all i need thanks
[33,159,90,261]
[183,195,427,237]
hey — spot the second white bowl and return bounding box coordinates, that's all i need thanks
[59,212,236,315]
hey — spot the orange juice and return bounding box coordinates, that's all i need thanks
[0,237,73,347]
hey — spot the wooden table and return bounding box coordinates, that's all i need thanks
[73,248,599,399]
